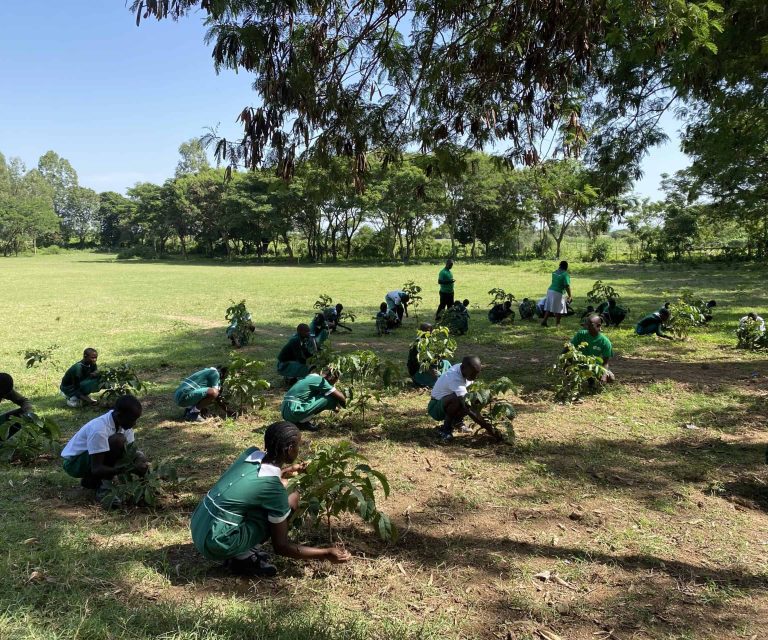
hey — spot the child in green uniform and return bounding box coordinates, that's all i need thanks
[190,421,351,576]
[636,308,673,339]
[276,324,315,382]
[570,315,615,381]
[436,259,455,320]
[226,313,255,348]
[376,302,397,335]
[309,312,330,349]
[519,298,535,320]
[280,371,347,431]
[0,373,35,438]
[61,394,148,506]
[174,366,228,422]
[542,261,573,327]
[488,301,514,324]
[596,299,627,327]
[60,348,101,407]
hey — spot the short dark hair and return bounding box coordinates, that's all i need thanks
[558,260,568,270]
[380,302,387,311]
[84,348,98,358]
[217,365,229,379]
[264,421,301,461]
[659,308,671,319]
[336,303,343,311]
[0,373,13,397]
[462,299,470,306]
[114,394,142,419]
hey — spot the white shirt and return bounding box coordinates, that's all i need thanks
[61,410,135,458]
[431,363,473,400]
[740,315,765,332]
[386,290,405,304]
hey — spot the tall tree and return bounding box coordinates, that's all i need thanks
[175,138,210,177]
[37,151,78,235]
[67,186,100,248]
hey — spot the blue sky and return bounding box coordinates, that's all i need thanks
[0,0,687,199]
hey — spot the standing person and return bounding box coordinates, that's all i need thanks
[427,356,492,442]
[190,421,351,576]
[541,261,572,328]
[570,315,615,381]
[174,366,228,423]
[276,324,315,383]
[0,373,35,437]
[61,394,148,506]
[60,348,101,407]
[385,290,410,322]
[280,370,347,431]
[635,308,674,340]
[436,260,455,320]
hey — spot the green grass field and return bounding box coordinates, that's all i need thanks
[1,253,767,640]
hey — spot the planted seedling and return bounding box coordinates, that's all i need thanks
[225,299,256,348]
[415,326,457,373]
[463,377,517,444]
[550,342,609,403]
[101,460,186,509]
[0,413,61,464]
[98,364,148,406]
[219,356,270,416]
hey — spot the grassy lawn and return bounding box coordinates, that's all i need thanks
[1,252,767,640]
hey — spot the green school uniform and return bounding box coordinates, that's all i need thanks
[571,329,613,360]
[60,361,100,398]
[310,315,329,347]
[438,268,454,294]
[412,359,451,388]
[174,368,221,408]
[62,442,141,479]
[548,269,571,294]
[190,447,290,561]
[280,373,340,423]
[276,335,313,378]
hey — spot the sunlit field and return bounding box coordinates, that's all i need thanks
[1,252,767,640]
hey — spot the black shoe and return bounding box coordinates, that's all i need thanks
[80,476,101,490]
[297,421,319,432]
[435,427,454,442]
[225,552,277,577]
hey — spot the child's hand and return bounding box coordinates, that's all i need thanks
[325,547,351,563]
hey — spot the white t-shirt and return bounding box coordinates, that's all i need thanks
[61,410,135,458]
[386,290,405,304]
[431,363,473,400]
[740,315,766,332]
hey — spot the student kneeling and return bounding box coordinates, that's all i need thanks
[61,395,148,507]
[190,421,351,577]
[570,315,615,383]
[427,356,493,442]
[280,370,347,432]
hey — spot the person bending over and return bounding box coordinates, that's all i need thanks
[488,301,514,325]
[570,315,615,382]
[61,394,148,506]
[309,312,330,349]
[276,324,315,383]
[407,323,451,388]
[280,370,347,432]
[596,299,627,327]
[60,348,101,407]
[740,312,766,333]
[385,290,410,322]
[541,261,572,327]
[0,373,35,438]
[635,308,674,340]
[174,366,228,423]
[190,421,351,576]
[427,356,492,442]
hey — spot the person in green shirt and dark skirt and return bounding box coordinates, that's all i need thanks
[635,308,674,340]
[174,366,228,422]
[276,324,316,383]
[570,315,615,382]
[60,348,101,407]
[541,261,573,327]
[190,421,352,576]
[280,370,347,431]
[435,259,455,320]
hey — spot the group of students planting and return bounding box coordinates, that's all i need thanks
[3,259,765,580]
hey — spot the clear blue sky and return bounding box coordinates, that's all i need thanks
[0,0,688,200]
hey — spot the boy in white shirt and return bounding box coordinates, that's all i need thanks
[427,356,492,442]
[61,394,148,505]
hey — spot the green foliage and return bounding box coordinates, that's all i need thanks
[415,326,456,372]
[588,238,612,262]
[288,441,396,542]
[0,413,61,464]
[586,280,623,306]
[463,377,517,444]
[401,281,422,309]
[736,319,767,351]
[220,356,270,415]
[102,461,185,509]
[438,303,469,335]
[664,289,712,340]
[20,344,59,368]
[550,343,609,403]
[97,364,147,405]
[225,299,255,347]
[313,294,334,310]
[487,288,517,305]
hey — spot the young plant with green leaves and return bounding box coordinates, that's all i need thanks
[401,281,423,311]
[0,413,61,464]
[414,326,456,374]
[736,318,768,351]
[97,364,148,406]
[488,288,517,305]
[586,280,623,306]
[288,441,396,543]
[225,299,256,347]
[101,460,186,509]
[219,356,270,416]
[313,293,356,328]
[462,377,517,444]
[550,342,609,403]
[21,344,60,369]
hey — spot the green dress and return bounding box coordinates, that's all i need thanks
[276,334,313,379]
[190,448,291,561]
[280,373,340,423]
[174,367,221,408]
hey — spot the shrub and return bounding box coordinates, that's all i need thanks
[550,342,609,403]
[463,377,517,444]
[401,281,423,310]
[97,364,148,405]
[588,238,612,262]
[116,246,157,260]
[225,299,255,347]
[219,356,270,415]
[415,326,457,373]
[313,294,357,327]
[736,318,768,351]
[586,280,623,306]
[20,344,60,369]
[0,414,61,464]
[288,441,396,542]
[488,288,517,305]
[101,460,185,509]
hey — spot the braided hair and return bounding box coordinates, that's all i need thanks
[264,421,301,463]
